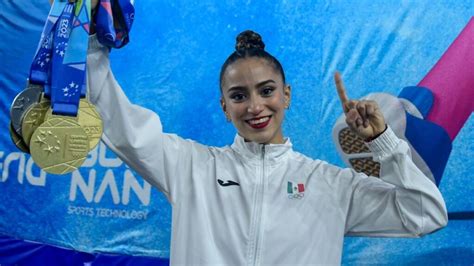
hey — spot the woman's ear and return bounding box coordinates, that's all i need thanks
[220,97,226,112]
[284,85,291,109]
[220,97,231,122]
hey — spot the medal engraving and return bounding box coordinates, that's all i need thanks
[30,117,89,175]
[77,99,103,149]
[10,85,43,135]
[21,96,51,146]
[45,99,103,149]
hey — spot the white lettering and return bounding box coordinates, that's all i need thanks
[25,157,46,186]
[94,169,120,204]
[95,207,148,220]
[57,19,69,38]
[82,145,98,167]
[70,170,96,202]
[1,152,25,183]
[99,142,123,168]
[67,205,94,217]
[67,205,149,220]
[122,169,151,205]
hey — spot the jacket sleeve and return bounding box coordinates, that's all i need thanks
[337,126,448,237]
[86,35,210,204]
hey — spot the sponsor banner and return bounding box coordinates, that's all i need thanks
[0,142,171,257]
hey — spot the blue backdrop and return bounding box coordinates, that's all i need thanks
[0,0,473,265]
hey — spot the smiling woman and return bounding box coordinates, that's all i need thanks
[86,24,448,264]
[219,31,290,145]
[219,32,291,144]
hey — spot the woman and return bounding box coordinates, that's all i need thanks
[87,28,447,265]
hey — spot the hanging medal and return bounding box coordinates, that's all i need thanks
[44,79,103,150]
[56,0,103,151]
[30,0,96,175]
[9,0,66,152]
[9,123,30,153]
[10,0,134,174]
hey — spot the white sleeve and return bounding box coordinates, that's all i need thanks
[339,126,448,237]
[86,35,211,204]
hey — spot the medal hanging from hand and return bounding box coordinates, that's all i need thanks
[30,1,89,175]
[8,0,65,153]
[42,1,103,152]
[23,0,102,174]
[9,0,135,174]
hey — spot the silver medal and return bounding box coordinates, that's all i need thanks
[10,81,43,136]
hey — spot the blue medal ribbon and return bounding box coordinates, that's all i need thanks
[50,0,91,116]
[96,0,134,48]
[29,0,69,98]
[28,0,130,104]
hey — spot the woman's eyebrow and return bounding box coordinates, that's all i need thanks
[227,79,276,93]
[227,86,247,93]
[256,79,276,87]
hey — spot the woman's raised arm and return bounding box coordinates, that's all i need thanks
[86,33,212,205]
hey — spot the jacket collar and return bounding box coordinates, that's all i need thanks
[230,134,293,163]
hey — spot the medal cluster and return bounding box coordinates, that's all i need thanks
[9,0,134,175]
[9,82,103,175]
[9,0,103,175]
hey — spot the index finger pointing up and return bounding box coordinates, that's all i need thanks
[334,72,350,111]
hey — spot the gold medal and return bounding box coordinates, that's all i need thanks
[9,122,30,153]
[45,99,103,149]
[77,99,103,149]
[21,95,51,146]
[30,117,90,175]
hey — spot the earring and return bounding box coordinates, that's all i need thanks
[225,112,231,122]
[285,102,290,109]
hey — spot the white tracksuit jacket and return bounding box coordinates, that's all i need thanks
[87,36,448,265]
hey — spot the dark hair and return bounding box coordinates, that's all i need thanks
[219,30,286,91]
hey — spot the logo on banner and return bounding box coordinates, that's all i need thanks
[287,181,305,199]
[1,142,154,221]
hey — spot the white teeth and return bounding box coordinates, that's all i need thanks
[248,116,270,125]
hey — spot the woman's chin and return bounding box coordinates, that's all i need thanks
[242,132,280,144]
[242,134,269,144]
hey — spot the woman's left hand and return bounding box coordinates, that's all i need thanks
[334,72,386,141]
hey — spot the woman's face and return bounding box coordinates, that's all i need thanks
[220,58,291,144]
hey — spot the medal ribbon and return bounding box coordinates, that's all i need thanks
[50,0,91,116]
[29,0,68,97]
[95,0,134,48]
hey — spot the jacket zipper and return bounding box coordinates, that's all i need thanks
[252,145,266,266]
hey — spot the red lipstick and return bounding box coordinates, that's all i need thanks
[246,116,271,129]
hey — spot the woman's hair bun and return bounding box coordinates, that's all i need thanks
[235,30,265,51]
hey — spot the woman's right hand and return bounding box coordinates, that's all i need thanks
[334,72,387,141]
